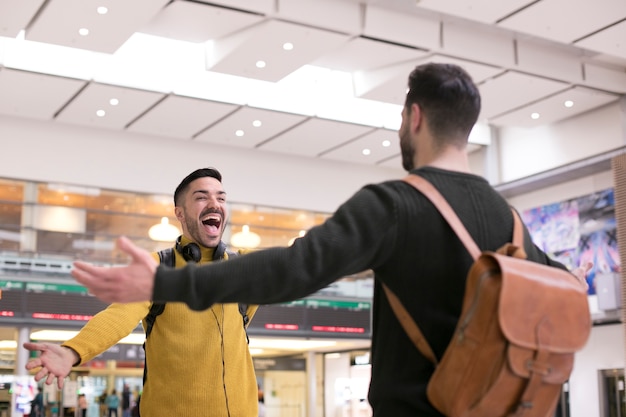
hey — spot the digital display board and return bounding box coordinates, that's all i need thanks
[248,298,371,338]
[0,276,372,339]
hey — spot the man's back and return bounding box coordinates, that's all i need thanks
[370,168,562,416]
[363,167,565,415]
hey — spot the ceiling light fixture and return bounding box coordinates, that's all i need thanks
[230,225,261,249]
[362,148,371,155]
[148,217,180,242]
[531,112,540,120]
[0,340,17,349]
[283,42,294,51]
[382,140,391,147]
[78,28,89,36]
[252,120,262,127]
[97,6,108,14]
[110,98,119,106]
[235,130,244,137]
[564,100,574,108]
[96,109,105,117]
[256,60,266,68]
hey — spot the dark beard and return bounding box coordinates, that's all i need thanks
[399,130,414,171]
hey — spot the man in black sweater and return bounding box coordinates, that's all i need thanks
[72,63,589,416]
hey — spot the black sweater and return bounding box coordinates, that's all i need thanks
[154,166,566,416]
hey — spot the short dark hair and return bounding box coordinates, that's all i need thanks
[404,63,481,145]
[174,168,222,206]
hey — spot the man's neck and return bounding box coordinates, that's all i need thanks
[416,146,471,173]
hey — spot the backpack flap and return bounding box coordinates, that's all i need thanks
[494,252,591,352]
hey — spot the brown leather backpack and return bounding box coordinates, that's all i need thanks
[383,174,591,417]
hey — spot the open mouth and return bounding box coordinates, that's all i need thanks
[201,214,222,233]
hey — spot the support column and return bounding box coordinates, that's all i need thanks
[306,351,317,417]
[11,327,31,417]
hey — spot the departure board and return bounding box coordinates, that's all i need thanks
[0,276,371,338]
[248,298,371,338]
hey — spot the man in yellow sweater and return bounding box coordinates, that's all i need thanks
[24,168,259,417]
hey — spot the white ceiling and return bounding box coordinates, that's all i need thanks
[0,0,625,170]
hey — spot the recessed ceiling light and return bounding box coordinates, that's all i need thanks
[362,148,371,156]
[283,42,294,51]
[109,98,119,106]
[382,140,391,147]
[78,28,89,36]
[530,112,540,120]
[564,100,574,108]
[256,60,266,68]
[235,130,245,137]
[97,6,108,14]
[96,109,105,117]
[252,120,262,127]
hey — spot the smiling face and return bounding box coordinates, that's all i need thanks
[175,176,228,249]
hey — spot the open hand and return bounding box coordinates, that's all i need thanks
[71,236,157,303]
[23,342,77,389]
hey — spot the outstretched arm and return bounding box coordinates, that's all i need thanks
[72,236,157,303]
[23,342,80,389]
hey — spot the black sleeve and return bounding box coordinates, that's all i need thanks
[153,185,399,310]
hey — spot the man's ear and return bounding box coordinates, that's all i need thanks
[174,206,183,222]
[410,103,422,132]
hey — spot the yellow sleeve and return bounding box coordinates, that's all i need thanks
[62,301,150,364]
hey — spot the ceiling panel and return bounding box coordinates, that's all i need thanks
[259,119,374,157]
[489,86,620,128]
[320,128,399,165]
[416,0,535,24]
[575,20,626,60]
[207,19,350,82]
[127,95,238,139]
[278,0,362,34]
[478,71,569,121]
[497,0,626,44]
[0,68,85,119]
[26,0,170,53]
[55,83,165,130]
[363,5,439,50]
[198,0,276,15]
[312,37,427,72]
[195,107,307,148]
[377,154,403,169]
[140,1,264,43]
[0,0,44,38]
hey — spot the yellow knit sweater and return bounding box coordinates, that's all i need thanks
[63,243,258,417]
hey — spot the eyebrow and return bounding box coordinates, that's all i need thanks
[192,189,227,197]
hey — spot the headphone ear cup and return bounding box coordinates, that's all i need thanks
[182,242,201,263]
[175,237,202,263]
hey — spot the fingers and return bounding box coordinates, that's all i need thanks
[23,341,44,351]
[26,359,43,370]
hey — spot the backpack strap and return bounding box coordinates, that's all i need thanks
[142,247,174,384]
[226,249,250,344]
[383,174,524,365]
[402,174,481,259]
[144,248,174,338]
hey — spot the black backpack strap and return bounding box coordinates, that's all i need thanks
[224,249,250,344]
[143,247,174,384]
[144,248,174,337]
